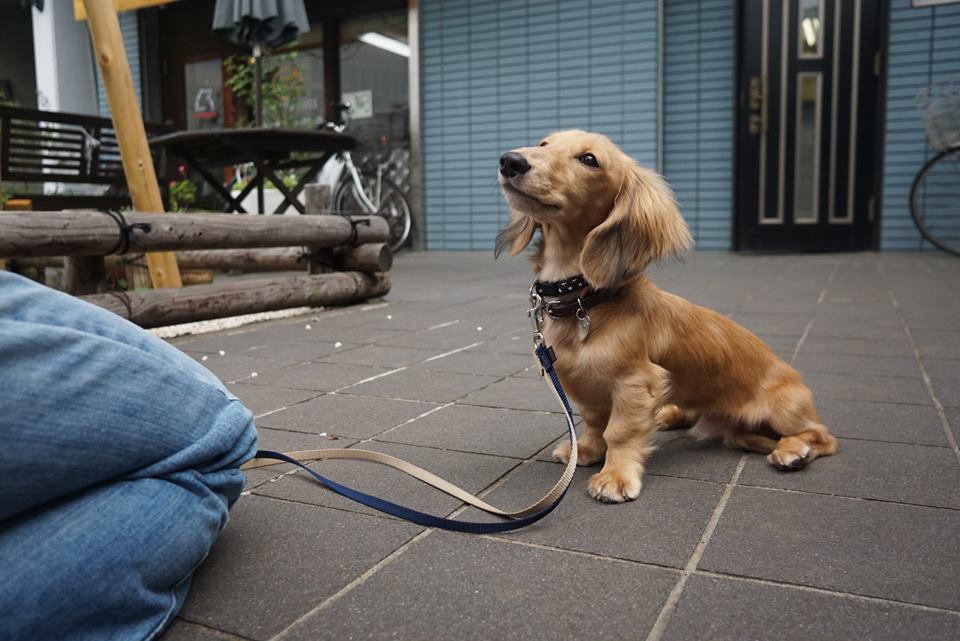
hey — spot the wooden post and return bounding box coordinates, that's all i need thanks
[304,184,332,215]
[65,257,107,295]
[82,0,181,289]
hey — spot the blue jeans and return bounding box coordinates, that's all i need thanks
[0,272,258,641]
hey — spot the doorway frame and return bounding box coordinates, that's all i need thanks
[731,0,891,252]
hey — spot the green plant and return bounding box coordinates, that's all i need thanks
[169,179,198,212]
[224,52,310,128]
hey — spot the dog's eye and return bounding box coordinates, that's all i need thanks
[539,141,548,147]
[578,153,600,168]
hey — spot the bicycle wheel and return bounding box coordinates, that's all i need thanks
[910,145,960,257]
[334,172,412,252]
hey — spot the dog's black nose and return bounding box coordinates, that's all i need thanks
[499,152,530,178]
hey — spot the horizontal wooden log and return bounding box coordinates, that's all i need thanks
[335,243,393,272]
[175,247,305,272]
[80,271,390,328]
[0,211,389,257]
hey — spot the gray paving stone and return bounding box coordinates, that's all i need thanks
[420,348,535,377]
[379,322,495,349]
[755,334,801,360]
[461,375,575,413]
[256,393,438,438]
[945,406,960,443]
[464,461,724,567]
[728,312,813,337]
[282,532,679,641]
[244,427,355,489]
[343,367,498,402]
[379,403,566,458]
[255,441,518,518]
[159,620,247,641]
[792,352,921,377]
[813,396,950,446]
[804,371,932,405]
[739,438,960,508]
[800,336,915,358]
[244,361,392,392]
[315,344,443,368]
[224,383,320,417]
[464,334,533,354]
[177,495,420,641]
[700,487,960,609]
[187,353,297,383]
[910,329,960,360]
[239,339,353,362]
[663,574,960,641]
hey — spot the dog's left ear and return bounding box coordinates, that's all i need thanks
[494,213,539,258]
[580,164,692,289]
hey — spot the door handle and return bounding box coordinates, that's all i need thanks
[748,75,767,135]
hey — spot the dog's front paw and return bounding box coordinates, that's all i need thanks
[768,438,812,471]
[588,468,642,503]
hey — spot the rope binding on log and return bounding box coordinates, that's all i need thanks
[99,210,153,256]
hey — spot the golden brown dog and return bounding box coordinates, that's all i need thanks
[496,130,837,503]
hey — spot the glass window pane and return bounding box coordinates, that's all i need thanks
[799,0,822,58]
[794,73,821,223]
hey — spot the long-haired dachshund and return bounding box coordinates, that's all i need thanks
[496,130,837,503]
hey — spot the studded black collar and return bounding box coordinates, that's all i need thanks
[533,274,589,297]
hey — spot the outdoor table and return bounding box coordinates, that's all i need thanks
[149,128,356,215]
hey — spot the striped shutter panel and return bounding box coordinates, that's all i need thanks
[421,0,659,250]
[882,0,960,251]
[662,0,735,250]
[95,12,142,118]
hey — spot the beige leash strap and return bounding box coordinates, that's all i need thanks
[241,361,578,520]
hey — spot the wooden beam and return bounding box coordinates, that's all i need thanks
[0,211,390,257]
[74,0,178,22]
[80,271,390,328]
[82,0,182,289]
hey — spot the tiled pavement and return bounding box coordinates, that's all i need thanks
[160,252,960,641]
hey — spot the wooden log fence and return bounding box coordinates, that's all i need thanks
[0,211,388,257]
[80,272,389,328]
[1,209,393,327]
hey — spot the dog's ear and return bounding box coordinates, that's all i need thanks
[494,213,539,258]
[580,164,692,289]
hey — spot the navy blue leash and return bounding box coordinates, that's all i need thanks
[250,344,576,533]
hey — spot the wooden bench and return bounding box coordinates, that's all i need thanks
[0,105,172,210]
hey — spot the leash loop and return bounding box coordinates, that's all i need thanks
[244,343,577,533]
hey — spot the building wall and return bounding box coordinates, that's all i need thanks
[32,2,99,115]
[882,0,960,250]
[420,0,658,250]
[662,0,735,250]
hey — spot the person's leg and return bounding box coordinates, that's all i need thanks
[0,272,258,640]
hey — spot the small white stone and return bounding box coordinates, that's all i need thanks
[218,350,226,356]
[476,326,483,331]
[319,432,327,437]
[386,315,393,320]
[511,336,520,340]
[201,355,209,361]
[334,341,343,348]
[250,372,259,377]
[305,324,312,330]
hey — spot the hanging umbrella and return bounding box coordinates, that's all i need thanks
[212,0,309,127]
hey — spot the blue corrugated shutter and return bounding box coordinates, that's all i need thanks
[421,0,659,250]
[662,0,735,250]
[95,12,142,118]
[882,0,960,251]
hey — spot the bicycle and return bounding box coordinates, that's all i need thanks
[322,102,412,252]
[910,75,960,257]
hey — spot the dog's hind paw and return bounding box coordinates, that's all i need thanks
[588,469,642,503]
[767,443,811,471]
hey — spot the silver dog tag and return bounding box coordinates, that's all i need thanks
[577,309,591,342]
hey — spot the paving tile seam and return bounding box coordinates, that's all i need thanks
[269,530,434,641]
[476,534,688,573]
[329,341,489,394]
[695,570,960,617]
[828,434,954,449]
[171,617,257,641]
[644,455,749,641]
[888,290,960,467]
[734,481,960,512]
[367,436,536,462]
